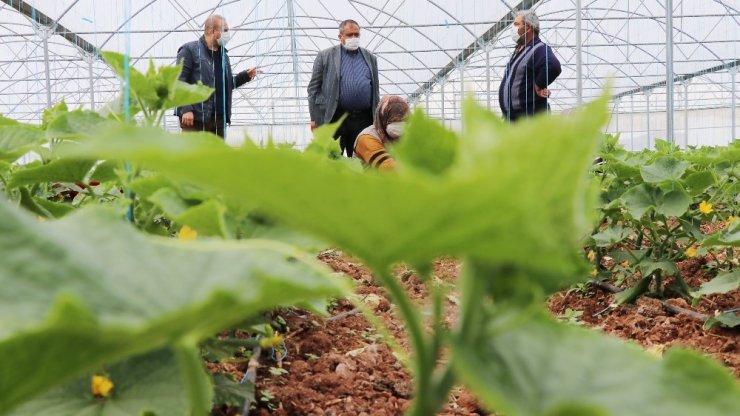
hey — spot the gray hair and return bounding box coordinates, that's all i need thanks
[516,10,540,34]
[339,19,360,34]
[204,15,225,32]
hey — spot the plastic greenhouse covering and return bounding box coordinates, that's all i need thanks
[0,0,738,149]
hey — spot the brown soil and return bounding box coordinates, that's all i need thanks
[548,256,740,377]
[212,251,738,415]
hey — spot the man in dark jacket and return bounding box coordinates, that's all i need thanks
[176,15,257,139]
[499,9,561,122]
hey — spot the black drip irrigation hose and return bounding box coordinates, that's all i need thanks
[588,280,710,321]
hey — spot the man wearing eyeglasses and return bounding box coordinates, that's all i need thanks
[307,19,380,157]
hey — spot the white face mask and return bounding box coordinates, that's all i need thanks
[510,24,528,44]
[343,37,360,51]
[217,30,232,46]
[386,122,405,139]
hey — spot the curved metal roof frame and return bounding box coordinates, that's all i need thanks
[0,0,737,144]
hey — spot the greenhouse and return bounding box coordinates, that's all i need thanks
[1,0,738,148]
[0,1,739,416]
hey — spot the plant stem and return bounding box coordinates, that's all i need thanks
[174,339,213,416]
[375,267,432,416]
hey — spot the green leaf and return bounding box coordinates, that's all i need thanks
[691,269,740,298]
[703,221,740,247]
[100,51,152,106]
[130,175,178,199]
[63,95,610,285]
[703,311,740,330]
[148,187,192,217]
[0,198,348,411]
[304,117,344,160]
[392,107,458,175]
[641,157,689,184]
[621,184,690,218]
[165,80,214,110]
[175,199,228,238]
[89,160,121,183]
[33,197,75,218]
[212,373,254,408]
[452,311,740,416]
[684,171,715,196]
[7,348,188,416]
[590,225,631,247]
[40,100,69,130]
[46,110,115,139]
[0,124,46,161]
[636,260,679,277]
[8,159,96,188]
[0,114,21,126]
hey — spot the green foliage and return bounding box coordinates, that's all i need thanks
[392,107,458,175]
[8,159,96,188]
[691,269,740,298]
[65,95,606,285]
[212,373,254,408]
[0,199,348,412]
[590,137,738,303]
[2,53,737,416]
[0,122,46,161]
[100,51,212,126]
[7,349,188,415]
[703,311,740,330]
[452,310,740,416]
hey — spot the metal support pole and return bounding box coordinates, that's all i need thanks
[576,0,583,105]
[459,60,465,101]
[683,80,689,148]
[85,53,96,111]
[732,67,737,141]
[645,91,652,149]
[441,80,446,125]
[486,47,491,110]
[666,0,675,144]
[40,27,52,108]
[630,94,635,150]
[287,0,302,121]
[425,91,429,114]
[615,99,619,134]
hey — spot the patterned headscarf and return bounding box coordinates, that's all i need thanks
[374,95,409,144]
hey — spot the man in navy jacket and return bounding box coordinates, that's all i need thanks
[499,10,561,122]
[176,15,257,139]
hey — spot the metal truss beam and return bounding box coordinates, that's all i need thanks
[408,0,544,101]
[2,0,97,55]
[613,59,740,100]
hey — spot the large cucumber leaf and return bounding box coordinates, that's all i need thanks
[452,310,740,416]
[7,349,187,416]
[0,198,348,411]
[64,95,608,288]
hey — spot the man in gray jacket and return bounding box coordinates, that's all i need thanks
[177,15,257,139]
[307,19,380,157]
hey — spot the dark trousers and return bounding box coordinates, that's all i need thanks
[330,108,373,157]
[181,113,226,139]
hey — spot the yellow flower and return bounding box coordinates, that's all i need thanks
[620,260,630,268]
[91,375,114,397]
[685,246,697,258]
[589,268,598,277]
[259,334,285,348]
[698,201,713,215]
[726,216,739,227]
[178,225,198,241]
[587,250,596,262]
